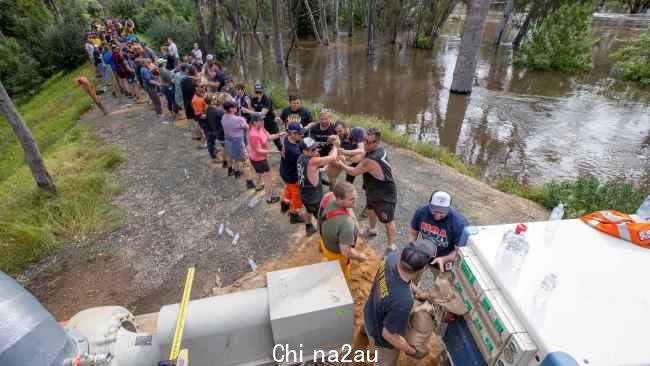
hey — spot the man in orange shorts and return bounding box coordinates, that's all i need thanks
[318,181,368,281]
[279,123,306,224]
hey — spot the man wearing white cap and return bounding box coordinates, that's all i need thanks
[408,191,469,272]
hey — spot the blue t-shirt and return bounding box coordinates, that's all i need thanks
[280,137,301,184]
[410,206,469,258]
[103,51,115,71]
[140,67,153,89]
[363,251,413,349]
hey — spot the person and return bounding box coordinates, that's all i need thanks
[248,115,286,204]
[74,76,108,115]
[275,95,313,128]
[191,43,203,65]
[92,45,107,85]
[142,42,156,61]
[408,191,469,272]
[157,58,177,117]
[207,93,227,166]
[222,100,256,189]
[222,77,236,98]
[173,62,186,119]
[318,182,368,281]
[234,84,252,121]
[168,37,179,59]
[243,82,280,150]
[306,109,337,151]
[297,136,339,236]
[112,45,131,97]
[192,84,210,150]
[140,58,163,120]
[181,66,198,121]
[85,37,95,64]
[280,123,307,224]
[328,121,365,185]
[102,45,121,99]
[336,128,398,255]
[363,240,435,365]
[206,62,226,92]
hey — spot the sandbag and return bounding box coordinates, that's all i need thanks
[419,272,467,316]
[405,300,435,351]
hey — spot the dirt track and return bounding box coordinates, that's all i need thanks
[22,93,547,320]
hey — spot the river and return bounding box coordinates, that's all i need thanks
[236,13,650,188]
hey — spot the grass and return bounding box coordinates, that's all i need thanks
[0,65,124,275]
[497,176,648,219]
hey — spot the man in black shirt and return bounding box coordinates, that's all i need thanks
[306,109,337,152]
[364,240,435,365]
[242,82,281,150]
[275,95,314,128]
[335,128,398,255]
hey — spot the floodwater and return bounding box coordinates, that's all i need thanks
[238,14,650,187]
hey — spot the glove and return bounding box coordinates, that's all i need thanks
[408,345,427,360]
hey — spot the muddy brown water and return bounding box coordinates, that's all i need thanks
[237,14,650,188]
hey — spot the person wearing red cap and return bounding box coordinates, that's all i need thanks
[408,191,469,272]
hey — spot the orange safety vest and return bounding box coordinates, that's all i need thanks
[580,210,650,249]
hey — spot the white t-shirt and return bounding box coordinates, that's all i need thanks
[85,42,95,63]
[169,42,179,59]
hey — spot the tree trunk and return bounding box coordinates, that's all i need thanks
[272,0,285,64]
[494,0,513,46]
[0,81,57,194]
[628,0,650,13]
[334,0,340,36]
[450,0,490,94]
[304,0,324,45]
[193,0,219,56]
[257,0,270,38]
[233,0,246,65]
[348,0,353,36]
[285,0,299,65]
[361,0,367,28]
[367,0,376,55]
[429,0,457,48]
[320,0,330,45]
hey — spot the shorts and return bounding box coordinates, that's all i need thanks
[366,200,395,224]
[225,135,246,161]
[304,202,320,216]
[250,159,270,174]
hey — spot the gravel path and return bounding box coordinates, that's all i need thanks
[24,95,547,319]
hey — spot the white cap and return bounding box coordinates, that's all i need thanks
[429,191,451,214]
[206,54,214,60]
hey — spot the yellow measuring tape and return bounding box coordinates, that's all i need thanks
[169,267,195,361]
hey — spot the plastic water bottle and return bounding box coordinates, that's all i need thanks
[549,202,565,221]
[501,223,529,256]
[637,195,650,220]
[535,273,558,307]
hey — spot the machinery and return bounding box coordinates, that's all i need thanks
[443,219,650,366]
[0,261,353,366]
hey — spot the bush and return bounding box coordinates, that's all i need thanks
[145,15,197,54]
[41,0,91,73]
[110,0,138,18]
[0,38,43,96]
[516,2,594,74]
[612,27,650,86]
[135,0,176,31]
[415,35,431,49]
[215,36,236,61]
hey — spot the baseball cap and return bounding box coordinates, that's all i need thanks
[254,82,264,92]
[400,240,437,272]
[287,122,306,134]
[300,137,319,150]
[206,54,214,61]
[251,114,264,123]
[350,127,365,143]
[429,191,452,215]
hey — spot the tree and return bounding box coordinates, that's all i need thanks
[450,0,490,94]
[494,0,513,46]
[272,0,285,64]
[626,0,650,13]
[367,0,376,55]
[319,0,330,45]
[192,0,219,56]
[348,0,353,36]
[0,81,57,194]
[303,0,323,44]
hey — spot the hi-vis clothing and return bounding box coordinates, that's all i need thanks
[580,210,650,249]
[318,193,355,281]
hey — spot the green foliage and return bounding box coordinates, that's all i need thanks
[41,1,91,72]
[215,36,236,61]
[613,27,650,86]
[497,176,648,218]
[109,0,138,18]
[0,38,43,96]
[145,15,197,55]
[135,0,176,31]
[0,65,124,274]
[415,35,431,49]
[516,2,594,74]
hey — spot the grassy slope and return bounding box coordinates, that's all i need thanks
[0,65,124,274]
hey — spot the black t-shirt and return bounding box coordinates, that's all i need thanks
[181,77,196,104]
[207,105,225,140]
[363,251,413,349]
[280,137,301,183]
[251,94,276,132]
[280,107,313,128]
[307,123,337,155]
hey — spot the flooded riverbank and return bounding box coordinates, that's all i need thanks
[236,14,649,188]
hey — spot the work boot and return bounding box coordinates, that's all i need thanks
[305,223,317,236]
[228,167,234,176]
[289,213,305,224]
[234,170,242,179]
[246,180,256,189]
[280,201,290,213]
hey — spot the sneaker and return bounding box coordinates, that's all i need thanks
[305,223,317,236]
[266,196,280,204]
[228,167,234,176]
[246,180,256,189]
[362,227,378,237]
[255,185,265,192]
[222,161,228,169]
[234,171,242,179]
[280,201,290,213]
[289,213,305,224]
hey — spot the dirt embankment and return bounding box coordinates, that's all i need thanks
[22,95,547,323]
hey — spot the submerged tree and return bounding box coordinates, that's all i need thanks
[450,0,490,94]
[192,0,219,56]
